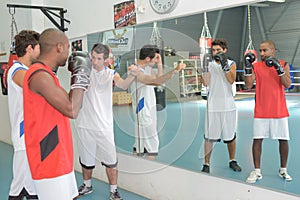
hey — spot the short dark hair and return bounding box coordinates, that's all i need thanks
[91,43,110,60]
[139,44,160,60]
[261,40,276,49]
[212,38,228,50]
[14,30,40,57]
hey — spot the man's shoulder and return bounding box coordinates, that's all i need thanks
[29,62,50,72]
[9,61,27,71]
[228,59,236,66]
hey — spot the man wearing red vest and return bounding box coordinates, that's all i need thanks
[244,40,292,184]
[23,28,92,199]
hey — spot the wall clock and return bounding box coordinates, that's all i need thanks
[149,0,179,14]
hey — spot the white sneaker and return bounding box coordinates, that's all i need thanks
[78,183,93,196]
[246,170,262,183]
[279,169,293,181]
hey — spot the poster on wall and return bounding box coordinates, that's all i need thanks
[102,27,133,69]
[69,36,87,52]
[114,0,136,28]
[71,39,83,52]
[102,27,133,54]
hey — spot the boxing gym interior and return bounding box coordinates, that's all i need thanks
[1,0,300,199]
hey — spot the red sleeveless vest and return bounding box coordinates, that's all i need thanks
[253,60,289,118]
[23,62,73,180]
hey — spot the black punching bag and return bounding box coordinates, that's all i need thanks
[155,48,166,111]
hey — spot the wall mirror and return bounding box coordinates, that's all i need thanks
[85,0,300,197]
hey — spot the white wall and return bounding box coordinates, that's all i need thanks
[42,0,262,37]
[87,153,300,200]
[0,0,33,143]
[0,0,264,60]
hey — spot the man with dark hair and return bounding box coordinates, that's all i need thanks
[130,44,186,160]
[23,28,92,199]
[201,38,241,173]
[244,40,292,183]
[76,43,138,199]
[7,29,40,200]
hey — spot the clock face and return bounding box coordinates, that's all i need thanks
[149,0,178,14]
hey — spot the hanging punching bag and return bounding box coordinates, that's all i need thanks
[199,13,212,100]
[199,37,212,100]
[2,9,19,95]
[1,51,18,95]
[150,22,166,111]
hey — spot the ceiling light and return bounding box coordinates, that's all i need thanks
[250,3,270,7]
[267,0,285,2]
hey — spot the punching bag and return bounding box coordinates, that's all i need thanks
[155,86,166,111]
[199,13,212,100]
[2,8,19,95]
[1,52,18,95]
[150,22,166,111]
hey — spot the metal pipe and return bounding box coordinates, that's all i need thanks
[6,3,70,32]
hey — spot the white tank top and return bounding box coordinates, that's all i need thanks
[130,66,157,126]
[77,67,115,131]
[207,60,236,112]
[7,61,28,151]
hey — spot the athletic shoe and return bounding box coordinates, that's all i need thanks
[110,189,123,200]
[246,170,262,183]
[278,169,293,181]
[201,164,210,173]
[229,160,242,172]
[78,183,93,196]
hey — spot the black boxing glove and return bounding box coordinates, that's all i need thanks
[244,53,256,76]
[68,51,92,91]
[214,52,230,73]
[265,57,285,76]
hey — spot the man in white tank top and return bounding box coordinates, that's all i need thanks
[201,38,241,174]
[7,30,40,199]
[130,44,186,160]
[75,43,139,200]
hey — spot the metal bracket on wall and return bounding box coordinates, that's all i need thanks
[7,4,70,32]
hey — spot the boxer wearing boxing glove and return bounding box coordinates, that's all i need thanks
[23,28,88,200]
[68,51,92,91]
[265,56,285,76]
[214,52,230,73]
[245,40,292,184]
[244,52,256,76]
[201,38,241,174]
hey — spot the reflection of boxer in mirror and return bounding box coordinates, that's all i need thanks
[244,40,292,184]
[201,38,241,174]
[7,29,40,200]
[130,44,186,160]
[75,43,138,199]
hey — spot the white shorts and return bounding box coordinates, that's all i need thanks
[77,128,117,168]
[9,150,37,197]
[253,117,290,140]
[133,114,159,155]
[34,171,78,200]
[204,110,237,142]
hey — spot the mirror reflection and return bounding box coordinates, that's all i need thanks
[86,0,300,197]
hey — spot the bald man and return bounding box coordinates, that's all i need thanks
[244,40,292,184]
[23,28,92,199]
